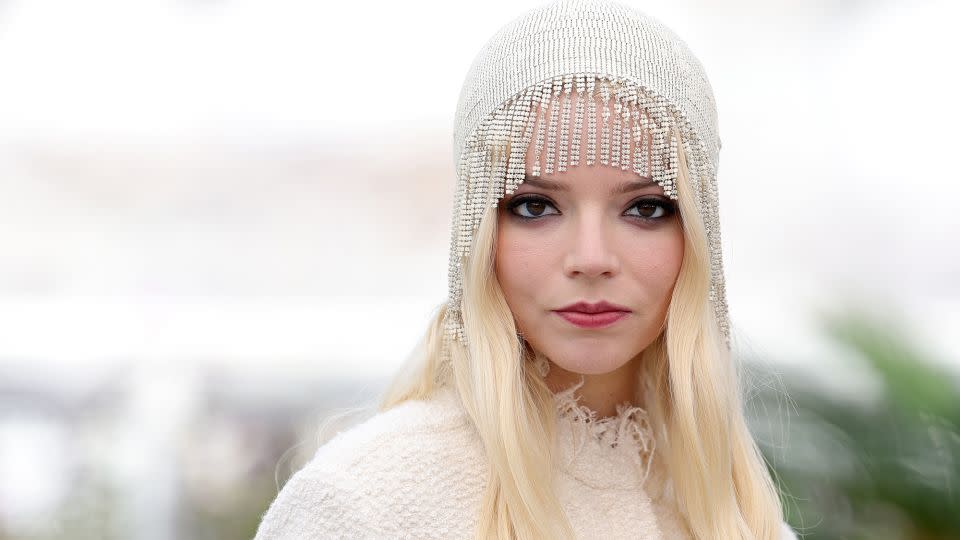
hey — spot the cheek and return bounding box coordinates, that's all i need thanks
[494,216,563,327]
[623,227,684,296]
[496,221,544,300]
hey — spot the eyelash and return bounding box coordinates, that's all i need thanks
[507,195,677,223]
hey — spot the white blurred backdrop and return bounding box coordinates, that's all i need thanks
[0,1,957,539]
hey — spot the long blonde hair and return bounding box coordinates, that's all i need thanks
[378,126,786,539]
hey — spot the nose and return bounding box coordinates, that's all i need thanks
[561,211,621,279]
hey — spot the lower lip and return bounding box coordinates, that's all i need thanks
[555,311,630,328]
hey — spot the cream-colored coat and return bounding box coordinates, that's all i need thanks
[254,386,798,540]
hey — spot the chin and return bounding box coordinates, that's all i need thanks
[545,341,637,375]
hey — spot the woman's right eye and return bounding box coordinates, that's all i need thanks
[508,197,559,219]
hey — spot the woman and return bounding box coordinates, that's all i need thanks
[255,0,798,538]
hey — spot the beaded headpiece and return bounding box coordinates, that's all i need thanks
[443,0,730,356]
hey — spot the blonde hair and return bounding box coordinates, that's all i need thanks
[378,126,786,539]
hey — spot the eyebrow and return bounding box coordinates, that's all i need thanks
[521,175,658,195]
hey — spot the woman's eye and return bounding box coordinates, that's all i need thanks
[508,196,674,221]
[509,198,559,219]
[625,199,675,220]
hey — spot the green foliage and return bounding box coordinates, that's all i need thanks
[749,310,960,540]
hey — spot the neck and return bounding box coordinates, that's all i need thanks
[543,355,641,418]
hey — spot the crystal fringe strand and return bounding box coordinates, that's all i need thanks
[570,75,584,168]
[544,80,561,174]
[586,77,596,166]
[532,83,547,177]
[599,81,610,165]
[557,75,572,173]
[611,88,622,168]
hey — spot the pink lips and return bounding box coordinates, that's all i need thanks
[554,301,631,329]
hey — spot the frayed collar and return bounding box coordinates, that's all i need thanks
[551,377,658,491]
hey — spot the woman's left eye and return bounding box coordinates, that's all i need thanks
[624,199,675,220]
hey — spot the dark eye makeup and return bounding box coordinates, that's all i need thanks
[505,194,676,224]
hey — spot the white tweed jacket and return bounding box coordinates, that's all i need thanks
[254,386,799,540]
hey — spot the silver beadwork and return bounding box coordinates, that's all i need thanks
[544,79,561,174]
[570,76,584,168]
[446,0,729,357]
[599,81,611,166]
[558,75,572,173]
[532,83,547,177]
[586,77,596,166]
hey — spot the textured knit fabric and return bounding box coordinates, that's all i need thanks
[253,386,799,539]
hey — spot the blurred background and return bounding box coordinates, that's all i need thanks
[0,0,957,539]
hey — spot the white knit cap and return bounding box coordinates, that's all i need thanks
[444,0,729,353]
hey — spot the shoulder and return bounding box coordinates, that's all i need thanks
[780,520,799,540]
[254,387,486,540]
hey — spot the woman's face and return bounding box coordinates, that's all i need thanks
[494,117,684,376]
